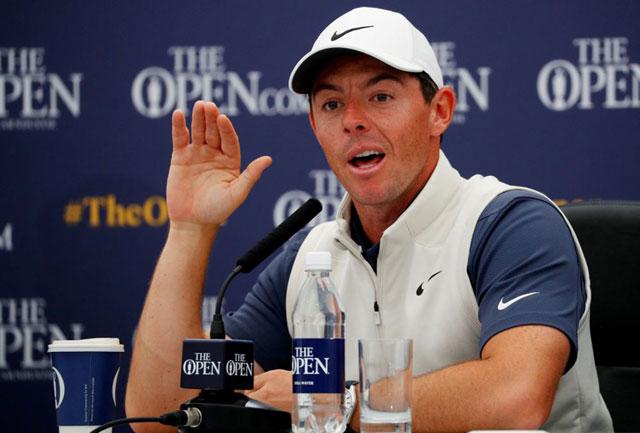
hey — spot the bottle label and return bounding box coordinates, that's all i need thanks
[292,338,345,393]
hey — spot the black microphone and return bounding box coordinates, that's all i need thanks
[210,198,322,339]
[178,198,322,433]
[235,197,322,273]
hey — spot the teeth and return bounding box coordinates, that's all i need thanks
[355,150,382,158]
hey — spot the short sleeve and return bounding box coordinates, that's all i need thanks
[468,190,585,371]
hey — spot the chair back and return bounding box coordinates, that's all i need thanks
[561,200,640,432]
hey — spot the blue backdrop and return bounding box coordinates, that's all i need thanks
[1,1,639,432]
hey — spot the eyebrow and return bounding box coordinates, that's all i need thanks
[366,72,404,88]
[312,83,340,97]
[311,72,405,98]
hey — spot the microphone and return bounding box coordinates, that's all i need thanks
[210,198,321,339]
[178,198,322,433]
[236,197,322,273]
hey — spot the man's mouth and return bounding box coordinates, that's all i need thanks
[349,150,386,169]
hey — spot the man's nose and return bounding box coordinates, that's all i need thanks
[342,100,369,134]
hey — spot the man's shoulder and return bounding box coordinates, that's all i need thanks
[284,220,339,251]
[468,187,571,278]
[284,226,312,252]
[479,189,555,221]
[469,188,576,279]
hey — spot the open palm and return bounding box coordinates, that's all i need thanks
[166,101,272,227]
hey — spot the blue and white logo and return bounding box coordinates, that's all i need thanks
[131,46,308,118]
[0,298,85,383]
[0,47,83,131]
[432,41,492,124]
[182,355,221,376]
[292,338,344,394]
[112,367,119,406]
[273,170,345,227]
[538,37,640,111]
[51,366,65,409]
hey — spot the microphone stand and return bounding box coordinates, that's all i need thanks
[178,199,322,433]
[179,264,290,433]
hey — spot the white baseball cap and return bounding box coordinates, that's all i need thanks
[289,7,443,94]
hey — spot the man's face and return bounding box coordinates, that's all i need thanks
[309,55,441,215]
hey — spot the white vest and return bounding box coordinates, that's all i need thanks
[285,152,612,432]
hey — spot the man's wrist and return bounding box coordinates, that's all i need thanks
[168,221,219,242]
[170,220,219,234]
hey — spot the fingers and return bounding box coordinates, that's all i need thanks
[250,374,266,391]
[243,371,268,399]
[244,388,263,404]
[243,370,293,413]
[217,114,240,158]
[179,101,240,158]
[191,101,206,144]
[204,102,221,149]
[171,110,189,148]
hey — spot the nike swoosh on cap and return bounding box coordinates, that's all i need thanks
[497,292,540,311]
[331,25,374,41]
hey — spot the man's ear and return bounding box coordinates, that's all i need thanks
[429,87,456,137]
[308,108,317,131]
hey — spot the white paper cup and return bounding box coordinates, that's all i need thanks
[48,338,124,433]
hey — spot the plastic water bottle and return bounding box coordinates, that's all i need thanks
[292,252,346,433]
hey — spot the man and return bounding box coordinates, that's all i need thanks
[126,7,612,432]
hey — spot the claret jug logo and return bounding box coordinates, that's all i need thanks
[0,47,83,130]
[432,42,491,124]
[132,46,308,118]
[0,298,84,382]
[292,346,330,376]
[182,352,252,377]
[538,37,640,111]
[182,352,221,376]
[273,170,346,227]
[64,195,168,228]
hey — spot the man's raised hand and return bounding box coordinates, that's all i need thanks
[166,100,272,229]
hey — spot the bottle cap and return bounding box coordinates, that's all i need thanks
[304,251,332,271]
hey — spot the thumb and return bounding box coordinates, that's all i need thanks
[237,156,272,191]
[251,371,268,390]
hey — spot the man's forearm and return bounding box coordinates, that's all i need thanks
[125,223,218,431]
[411,359,546,432]
[410,326,567,433]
